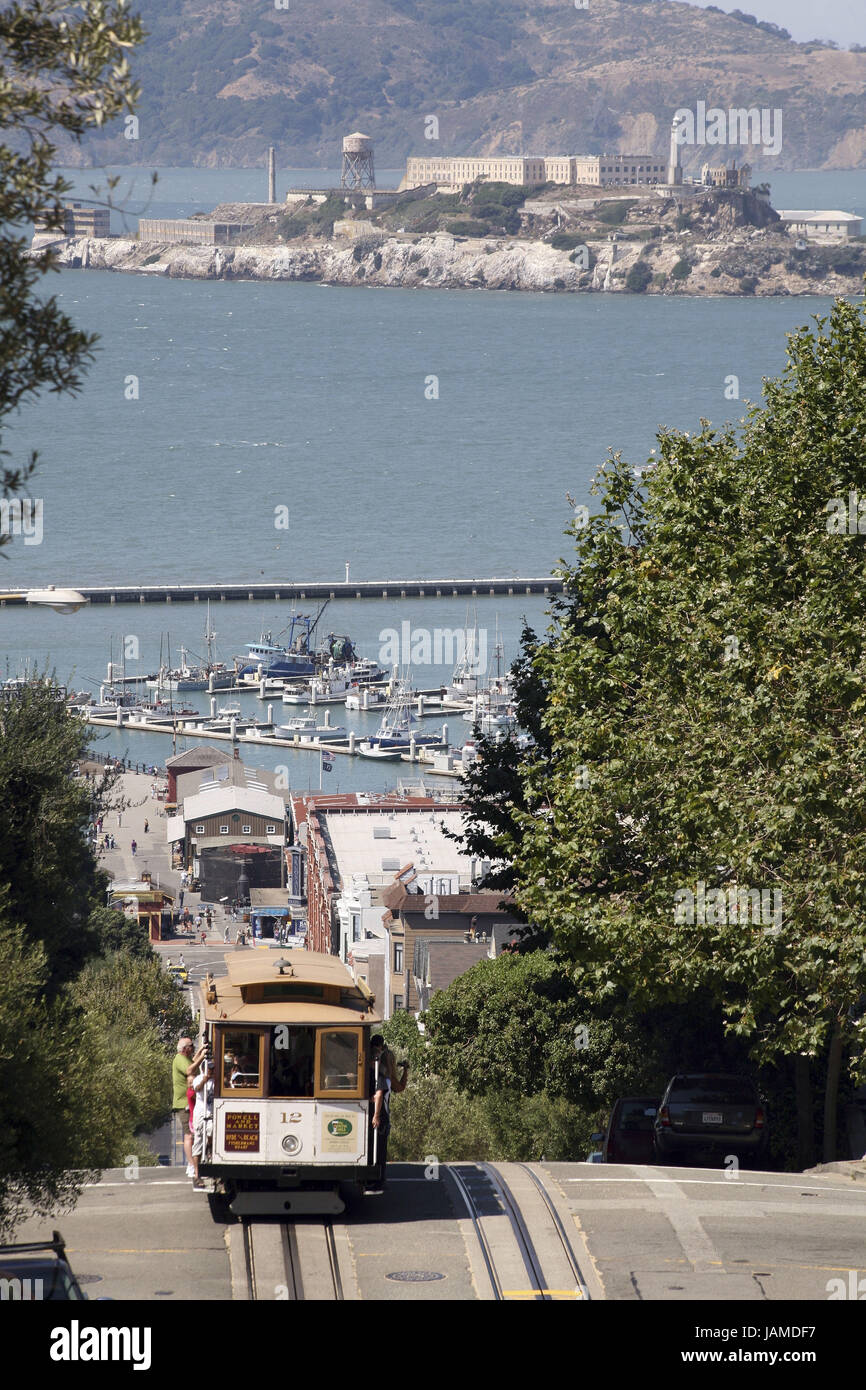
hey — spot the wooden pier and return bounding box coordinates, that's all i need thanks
[2,577,561,607]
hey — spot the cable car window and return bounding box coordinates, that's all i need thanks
[269,1026,316,1097]
[317,1029,362,1094]
[222,1032,263,1093]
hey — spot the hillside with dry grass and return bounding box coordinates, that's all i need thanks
[73,0,866,170]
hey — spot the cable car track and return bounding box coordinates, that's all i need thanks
[515,1162,590,1299]
[240,1217,344,1301]
[448,1163,590,1302]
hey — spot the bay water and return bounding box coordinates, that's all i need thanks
[2,167,861,785]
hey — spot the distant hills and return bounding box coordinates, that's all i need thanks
[69,0,866,170]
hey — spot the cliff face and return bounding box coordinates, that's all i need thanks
[37,231,866,299]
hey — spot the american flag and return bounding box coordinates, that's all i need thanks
[321,752,334,773]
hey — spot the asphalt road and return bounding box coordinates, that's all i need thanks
[544,1161,866,1300]
[9,1161,865,1303]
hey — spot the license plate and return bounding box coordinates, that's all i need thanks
[703,1112,723,1124]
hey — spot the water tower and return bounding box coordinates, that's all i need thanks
[341,132,376,190]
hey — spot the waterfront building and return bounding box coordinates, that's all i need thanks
[165,745,233,805]
[35,202,110,237]
[137,218,256,245]
[572,155,667,186]
[777,210,863,242]
[402,155,548,189]
[169,758,288,903]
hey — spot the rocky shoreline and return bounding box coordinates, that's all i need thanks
[35,230,866,297]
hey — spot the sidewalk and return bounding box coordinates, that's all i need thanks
[96,772,266,946]
[96,770,179,896]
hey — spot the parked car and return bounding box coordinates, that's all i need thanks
[593,1096,660,1164]
[0,1231,87,1300]
[653,1073,768,1167]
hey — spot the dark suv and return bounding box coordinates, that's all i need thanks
[593,1096,660,1164]
[653,1074,768,1168]
[0,1231,87,1300]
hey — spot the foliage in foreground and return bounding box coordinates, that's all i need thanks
[0,685,190,1234]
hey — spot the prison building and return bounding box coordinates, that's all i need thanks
[137,218,255,246]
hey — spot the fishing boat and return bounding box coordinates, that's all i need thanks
[147,606,234,692]
[282,669,353,705]
[357,679,444,753]
[236,603,329,681]
[441,610,486,705]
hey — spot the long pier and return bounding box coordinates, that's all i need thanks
[2,577,561,607]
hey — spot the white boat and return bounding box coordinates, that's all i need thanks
[282,659,387,705]
[345,686,388,711]
[203,702,246,731]
[441,611,486,705]
[361,679,444,751]
[282,670,352,705]
[357,741,403,760]
[276,715,347,740]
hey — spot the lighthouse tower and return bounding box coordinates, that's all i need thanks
[668,115,685,186]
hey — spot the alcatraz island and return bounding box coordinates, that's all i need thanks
[36,129,866,297]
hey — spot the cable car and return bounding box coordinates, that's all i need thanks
[198,951,383,1216]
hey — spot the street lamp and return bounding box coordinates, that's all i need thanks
[0,585,89,614]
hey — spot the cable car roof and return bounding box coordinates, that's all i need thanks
[202,951,381,1026]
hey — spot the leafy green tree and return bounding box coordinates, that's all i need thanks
[0,685,120,990]
[381,1010,428,1074]
[425,953,586,1101]
[510,292,866,1162]
[0,918,112,1236]
[0,0,143,512]
[71,952,194,1148]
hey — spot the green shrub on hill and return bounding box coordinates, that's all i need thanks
[550,231,585,251]
[625,261,653,292]
[447,219,489,237]
[594,200,633,226]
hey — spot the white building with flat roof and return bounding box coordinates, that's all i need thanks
[777,210,862,242]
[324,808,477,890]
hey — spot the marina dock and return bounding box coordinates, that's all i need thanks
[81,712,463,774]
[1,577,561,607]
